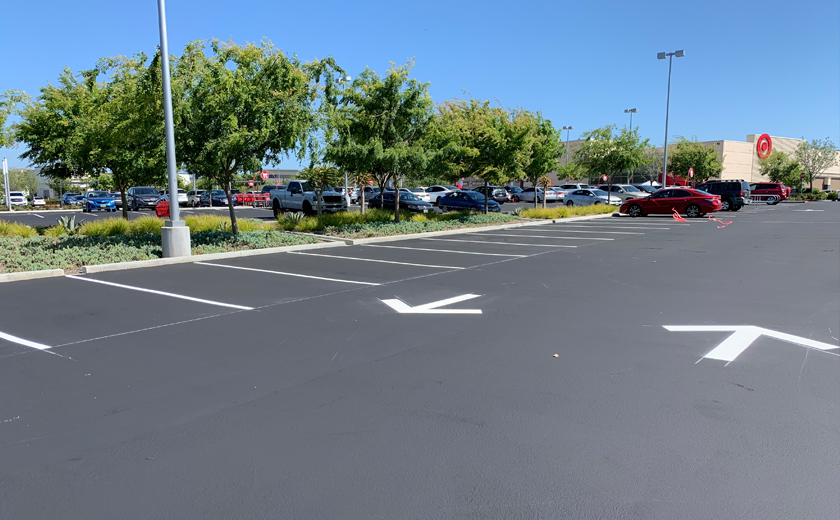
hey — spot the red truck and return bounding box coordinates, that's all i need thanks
[749,182,789,204]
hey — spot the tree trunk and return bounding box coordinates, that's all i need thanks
[484,180,489,214]
[317,183,323,216]
[360,186,365,215]
[393,176,400,223]
[607,175,613,207]
[809,174,813,191]
[533,183,538,209]
[542,184,547,209]
[223,184,239,235]
[119,184,129,219]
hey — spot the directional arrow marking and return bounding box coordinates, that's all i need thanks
[664,325,840,363]
[381,293,482,314]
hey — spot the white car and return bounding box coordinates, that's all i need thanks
[596,184,648,202]
[405,188,430,203]
[160,189,189,206]
[518,187,560,203]
[426,185,458,204]
[8,191,28,206]
[564,189,622,206]
[555,184,595,199]
[31,196,46,207]
[186,190,205,207]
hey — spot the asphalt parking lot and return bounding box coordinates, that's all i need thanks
[1,203,838,519]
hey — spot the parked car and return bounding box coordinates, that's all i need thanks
[160,189,188,206]
[199,189,229,207]
[67,195,86,206]
[367,190,434,212]
[82,190,117,212]
[564,189,622,206]
[695,180,751,211]
[633,184,660,194]
[186,190,205,207]
[472,186,509,203]
[8,191,28,206]
[335,187,359,204]
[749,182,788,204]
[126,187,162,211]
[596,184,648,202]
[60,193,81,205]
[426,185,459,204]
[362,186,381,201]
[270,181,347,216]
[554,184,595,200]
[504,186,524,201]
[31,196,46,207]
[518,187,560,203]
[620,188,722,218]
[438,190,501,212]
[260,184,283,195]
[406,188,431,203]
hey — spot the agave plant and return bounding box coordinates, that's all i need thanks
[282,212,305,224]
[56,215,80,235]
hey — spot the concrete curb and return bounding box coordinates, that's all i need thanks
[0,269,66,283]
[81,240,345,274]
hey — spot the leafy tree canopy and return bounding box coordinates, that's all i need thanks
[667,136,724,183]
[794,138,838,190]
[758,150,804,188]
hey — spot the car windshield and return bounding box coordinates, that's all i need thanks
[134,188,158,195]
[399,192,420,201]
[87,191,109,198]
[464,191,485,200]
[210,190,225,196]
[623,186,641,192]
[408,188,424,193]
[445,186,458,190]
[592,190,609,197]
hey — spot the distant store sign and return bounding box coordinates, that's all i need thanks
[756,134,772,159]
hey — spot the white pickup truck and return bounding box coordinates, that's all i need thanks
[271,181,347,216]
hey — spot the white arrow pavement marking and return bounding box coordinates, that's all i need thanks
[381,293,482,314]
[664,325,840,363]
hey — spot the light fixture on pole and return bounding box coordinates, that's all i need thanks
[624,108,638,129]
[337,75,352,207]
[562,126,573,167]
[657,49,684,188]
[157,0,190,257]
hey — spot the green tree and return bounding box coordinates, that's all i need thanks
[794,138,837,191]
[431,99,530,213]
[758,150,804,188]
[177,39,336,233]
[575,125,651,195]
[632,149,663,185]
[8,169,40,197]
[519,111,564,209]
[555,161,589,183]
[667,136,724,184]
[327,60,434,222]
[0,90,31,147]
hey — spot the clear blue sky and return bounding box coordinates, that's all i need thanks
[2,0,838,169]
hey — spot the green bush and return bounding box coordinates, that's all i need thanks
[827,191,838,201]
[520,204,617,219]
[0,221,38,237]
[322,213,516,238]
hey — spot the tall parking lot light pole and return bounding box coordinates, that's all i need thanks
[562,126,573,170]
[657,50,684,188]
[157,0,190,257]
[624,108,637,130]
[336,75,353,206]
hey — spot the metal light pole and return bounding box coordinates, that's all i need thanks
[2,158,10,211]
[657,50,684,188]
[157,0,190,256]
[624,108,637,130]
[337,75,352,207]
[562,126,574,173]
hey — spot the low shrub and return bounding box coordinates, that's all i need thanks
[78,217,131,236]
[520,204,616,219]
[322,213,516,238]
[827,191,838,201]
[0,221,38,237]
[184,214,272,233]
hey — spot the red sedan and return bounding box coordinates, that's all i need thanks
[620,188,722,218]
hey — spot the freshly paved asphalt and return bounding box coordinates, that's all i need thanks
[1,203,838,519]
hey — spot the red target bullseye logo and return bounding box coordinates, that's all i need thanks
[756,134,772,159]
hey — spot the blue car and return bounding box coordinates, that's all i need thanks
[199,189,230,207]
[438,190,501,212]
[82,191,117,213]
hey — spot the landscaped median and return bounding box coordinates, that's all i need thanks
[0,206,614,275]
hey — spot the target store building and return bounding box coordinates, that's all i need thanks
[698,134,840,189]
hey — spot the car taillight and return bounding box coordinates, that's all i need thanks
[739,190,743,196]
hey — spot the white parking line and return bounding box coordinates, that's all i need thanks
[32,213,45,219]
[66,275,254,310]
[195,262,380,285]
[465,232,614,241]
[421,238,577,248]
[362,244,527,257]
[0,330,51,350]
[549,224,670,230]
[513,229,642,235]
[287,251,465,269]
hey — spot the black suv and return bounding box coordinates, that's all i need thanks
[127,186,162,211]
[472,186,508,203]
[695,180,751,211]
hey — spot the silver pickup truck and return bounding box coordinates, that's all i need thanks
[271,180,347,216]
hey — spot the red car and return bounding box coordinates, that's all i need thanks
[749,182,788,204]
[620,188,722,218]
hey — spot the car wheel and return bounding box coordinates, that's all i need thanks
[440,204,448,212]
[594,201,602,205]
[512,195,519,202]
[272,200,281,218]
[566,200,574,206]
[302,202,312,215]
[685,204,701,218]
[720,199,731,211]
[732,205,742,212]
[627,204,643,217]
